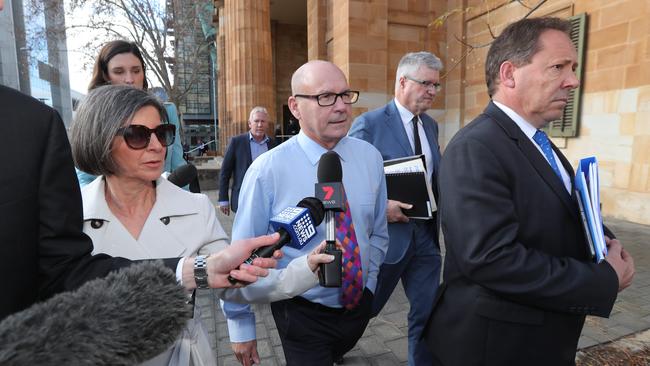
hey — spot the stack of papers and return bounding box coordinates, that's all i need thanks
[575,156,607,263]
[383,155,436,219]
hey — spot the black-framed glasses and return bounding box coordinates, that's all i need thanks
[294,90,360,106]
[116,124,176,150]
[404,75,442,92]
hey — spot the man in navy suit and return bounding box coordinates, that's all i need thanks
[219,106,276,215]
[424,18,634,365]
[349,51,443,366]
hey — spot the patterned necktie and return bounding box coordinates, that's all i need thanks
[533,130,563,180]
[337,198,363,309]
[412,116,423,156]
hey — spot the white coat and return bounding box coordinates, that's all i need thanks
[81,176,318,303]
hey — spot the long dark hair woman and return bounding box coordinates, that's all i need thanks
[76,40,188,188]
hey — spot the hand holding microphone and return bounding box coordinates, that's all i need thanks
[227,197,326,284]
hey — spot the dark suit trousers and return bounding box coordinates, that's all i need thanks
[372,220,441,366]
[271,289,373,366]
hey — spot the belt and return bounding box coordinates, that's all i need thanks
[289,296,346,314]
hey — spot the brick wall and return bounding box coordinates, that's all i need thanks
[441,0,650,224]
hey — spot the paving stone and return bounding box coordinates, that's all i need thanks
[256,339,273,359]
[384,338,409,363]
[368,352,404,366]
[578,335,599,349]
[357,336,392,356]
[370,321,405,342]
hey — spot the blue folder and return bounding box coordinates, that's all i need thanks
[575,156,607,263]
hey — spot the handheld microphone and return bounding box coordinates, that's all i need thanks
[227,197,325,284]
[315,151,344,287]
[167,163,197,188]
[0,261,191,366]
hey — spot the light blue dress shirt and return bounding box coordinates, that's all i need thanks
[221,131,389,342]
[248,132,270,161]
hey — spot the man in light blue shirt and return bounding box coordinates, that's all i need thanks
[222,60,389,366]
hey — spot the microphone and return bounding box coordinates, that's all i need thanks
[227,197,325,284]
[315,151,344,287]
[167,163,197,188]
[0,261,191,366]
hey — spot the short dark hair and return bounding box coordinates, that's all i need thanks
[70,85,168,176]
[88,40,149,91]
[485,17,571,97]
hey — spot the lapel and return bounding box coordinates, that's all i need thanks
[242,133,253,167]
[420,114,441,171]
[484,102,579,222]
[384,101,413,156]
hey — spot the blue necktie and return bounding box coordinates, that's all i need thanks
[533,130,563,180]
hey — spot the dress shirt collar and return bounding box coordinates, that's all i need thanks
[394,98,418,126]
[296,130,351,166]
[493,100,572,192]
[248,132,269,145]
[82,176,201,221]
[492,100,537,140]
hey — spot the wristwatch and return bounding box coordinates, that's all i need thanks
[194,255,209,289]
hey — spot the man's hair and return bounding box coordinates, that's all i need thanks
[485,17,572,97]
[70,85,168,176]
[88,40,149,92]
[249,106,269,121]
[395,51,443,90]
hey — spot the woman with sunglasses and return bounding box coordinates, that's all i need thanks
[76,40,186,188]
[69,85,333,366]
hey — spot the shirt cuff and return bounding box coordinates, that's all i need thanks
[176,257,186,285]
[226,315,257,342]
[218,201,229,207]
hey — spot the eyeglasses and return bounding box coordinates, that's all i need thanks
[116,124,176,150]
[293,90,360,107]
[404,76,442,92]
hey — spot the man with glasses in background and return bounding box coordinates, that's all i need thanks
[349,51,443,365]
[222,60,389,366]
[219,106,276,215]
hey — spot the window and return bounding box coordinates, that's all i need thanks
[545,13,586,138]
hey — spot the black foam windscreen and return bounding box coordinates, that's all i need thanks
[167,164,197,188]
[317,151,342,183]
[297,197,325,225]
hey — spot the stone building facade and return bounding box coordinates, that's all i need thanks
[212,0,650,225]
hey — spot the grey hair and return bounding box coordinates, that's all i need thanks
[394,51,443,90]
[70,85,168,176]
[485,17,571,97]
[249,106,269,120]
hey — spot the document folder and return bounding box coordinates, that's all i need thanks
[575,156,607,263]
[384,155,436,219]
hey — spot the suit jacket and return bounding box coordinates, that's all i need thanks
[218,133,275,212]
[0,85,182,320]
[424,101,619,365]
[349,100,441,263]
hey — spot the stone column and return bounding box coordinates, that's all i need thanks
[307,0,328,60]
[222,0,275,143]
[215,3,227,154]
